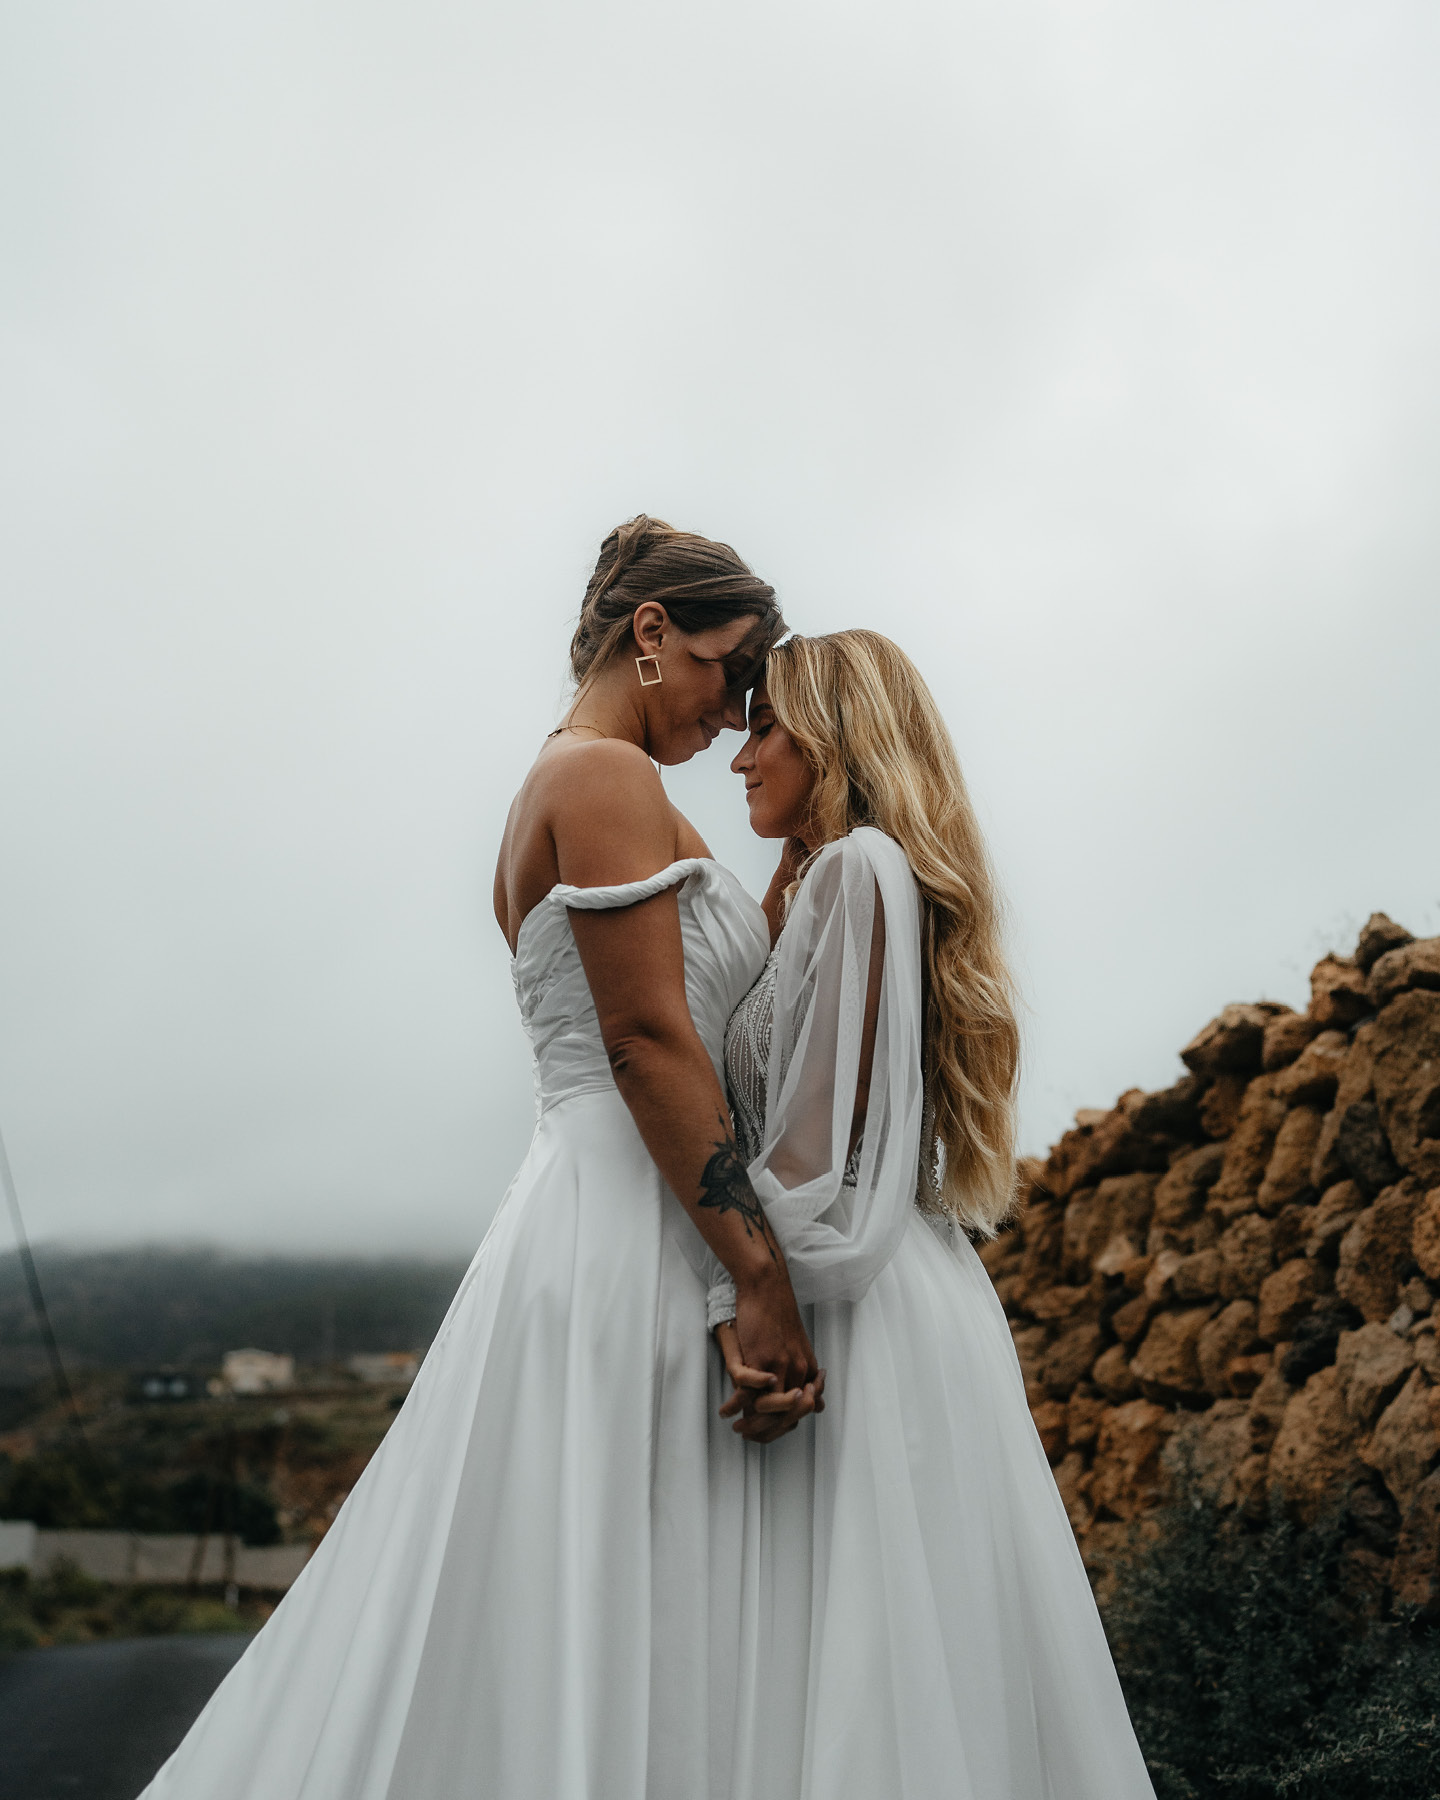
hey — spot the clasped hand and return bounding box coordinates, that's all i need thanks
[713,1320,826,1444]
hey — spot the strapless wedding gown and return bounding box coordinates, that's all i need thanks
[138,858,771,1800]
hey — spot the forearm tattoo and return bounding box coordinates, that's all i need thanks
[697,1122,778,1260]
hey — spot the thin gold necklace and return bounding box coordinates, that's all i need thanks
[547,722,610,740]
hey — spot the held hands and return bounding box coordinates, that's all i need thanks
[714,1307,826,1444]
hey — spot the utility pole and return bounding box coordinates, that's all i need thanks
[0,1116,94,1462]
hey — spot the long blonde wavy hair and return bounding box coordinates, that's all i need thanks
[764,630,1020,1235]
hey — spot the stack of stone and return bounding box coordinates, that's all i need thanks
[983,914,1440,1608]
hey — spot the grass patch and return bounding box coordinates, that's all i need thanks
[0,1561,271,1651]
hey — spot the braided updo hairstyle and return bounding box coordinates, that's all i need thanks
[570,515,784,690]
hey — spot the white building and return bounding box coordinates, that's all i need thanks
[347,1351,420,1385]
[221,1348,295,1394]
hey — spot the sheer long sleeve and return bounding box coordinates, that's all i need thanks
[708,829,926,1319]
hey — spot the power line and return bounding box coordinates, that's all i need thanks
[0,1116,95,1461]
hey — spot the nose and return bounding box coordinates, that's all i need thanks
[719,690,748,732]
[730,738,753,776]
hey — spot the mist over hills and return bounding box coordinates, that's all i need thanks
[0,1245,470,1370]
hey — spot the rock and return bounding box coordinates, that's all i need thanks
[1129,1076,1207,1143]
[1356,912,1415,975]
[1099,1172,1161,1240]
[1060,1188,1104,1284]
[1089,1398,1176,1520]
[1258,1259,1325,1343]
[1361,1368,1440,1512]
[1335,1182,1421,1322]
[1066,1390,1107,1452]
[1307,1180,1366,1264]
[1200,1074,1249,1140]
[1163,1399,1260,1507]
[1060,1174,1160,1282]
[1414,1189,1440,1284]
[1118,1252,1153,1293]
[1309,954,1373,1029]
[1052,1451,1093,1532]
[1017,1204,1064,1296]
[1270,1366,1367,1521]
[1257,1107,1324,1213]
[1371,991,1440,1188]
[1403,1275,1435,1316]
[1310,1024,1378,1191]
[1172,1249,1224,1302]
[1209,1078,1287,1217]
[1392,1469,1440,1613]
[1263,1010,1324,1072]
[1273,1202,1316,1264]
[1181,1004,1279,1080]
[1197,1300,1261,1397]
[1046,1091,1169,1199]
[1143,1249,1183,1304]
[1040,1320,1106,1399]
[1031,1398,1069,1463]
[1218,1213,1275,1299]
[1280,1302,1363,1385]
[1110,1291,1156,1347]
[1011,1323,1050,1402]
[1368,937,1440,1009]
[1093,1342,1141,1401]
[1249,1361,1293,1447]
[1335,1322,1415,1428]
[1227,1352,1272,1398]
[1336,1101,1403,1198]
[1149,1142,1226,1238]
[1028,1282,1099,1322]
[1273,1032,1348,1107]
[1131,1305,1215,1402]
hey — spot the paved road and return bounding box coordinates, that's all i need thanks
[0,1633,251,1800]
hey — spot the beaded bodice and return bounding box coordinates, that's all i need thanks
[723,944,780,1163]
[724,939,863,1186]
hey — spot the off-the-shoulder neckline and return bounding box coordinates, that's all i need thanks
[508,856,716,963]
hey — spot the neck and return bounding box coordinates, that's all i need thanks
[562,664,649,752]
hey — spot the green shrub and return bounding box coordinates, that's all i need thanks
[1102,1480,1440,1799]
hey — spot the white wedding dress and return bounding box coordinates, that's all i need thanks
[139,844,1154,1800]
[139,858,770,1799]
[698,828,1156,1800]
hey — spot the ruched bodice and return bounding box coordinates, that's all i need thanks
[511,858,770,1115]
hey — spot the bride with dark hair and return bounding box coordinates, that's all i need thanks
[141,516,822,1798]
[141,531,1153,1799]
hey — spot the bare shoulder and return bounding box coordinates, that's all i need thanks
[541,739,681,888]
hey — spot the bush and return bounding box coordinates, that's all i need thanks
[0,1563,262,1647]
[1102,1479,1440,1799]
[0,1450,280,1544]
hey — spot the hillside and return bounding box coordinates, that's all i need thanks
[0,1247,469,1374]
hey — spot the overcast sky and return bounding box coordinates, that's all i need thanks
[2,0,1437,1257]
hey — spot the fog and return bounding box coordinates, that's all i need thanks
[1,0,1436,1253]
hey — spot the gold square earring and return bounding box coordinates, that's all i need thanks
[635,655,663,686]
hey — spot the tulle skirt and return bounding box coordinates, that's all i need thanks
[717,1210,1156,1799]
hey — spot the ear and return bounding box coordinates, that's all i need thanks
[632,602,669,656]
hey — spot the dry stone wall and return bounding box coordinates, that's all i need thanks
[983,913,1440,1608]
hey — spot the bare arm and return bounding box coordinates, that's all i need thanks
[555,747,820,1399]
